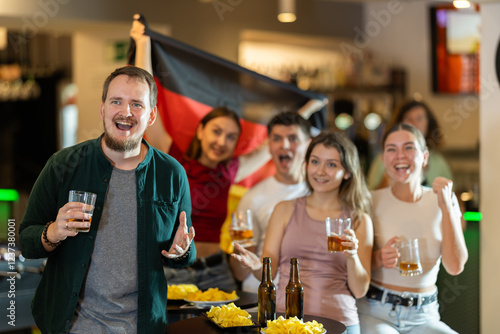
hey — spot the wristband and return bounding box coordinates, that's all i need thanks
[170,245,191,262]
[42,221,62,248]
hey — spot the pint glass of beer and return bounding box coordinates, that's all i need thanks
[325,217,352,253]
[68,190,97,233]
[231,209,254,247]
[397,239,423,276]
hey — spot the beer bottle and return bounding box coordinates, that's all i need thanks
[285,257,304,320]
[258,257,276,326]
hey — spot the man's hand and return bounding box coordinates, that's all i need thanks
[51,202,90,240]
[42,202,89,250]
[162,211,195,259]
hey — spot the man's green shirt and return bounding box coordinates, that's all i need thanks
[19,136,196,334]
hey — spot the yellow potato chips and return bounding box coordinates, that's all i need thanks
[206,302,253,327]
[167,284,199,300]
[262,316,325,334]
[185,287,238,302]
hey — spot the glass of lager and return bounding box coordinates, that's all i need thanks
[231,209,254,247]
[68,190,97,232]
[325,217,352,253]
[397,239,423,276]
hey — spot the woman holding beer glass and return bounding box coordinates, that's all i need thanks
[233,131,373,333]
[357,123,468,333]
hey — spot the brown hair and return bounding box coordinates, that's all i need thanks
[185,107,242,162]
[304,130,371,225]
[382,123,428,153]
[102,66,157,109]
[389,99,443,150]
[267,111,311,139]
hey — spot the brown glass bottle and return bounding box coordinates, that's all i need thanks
[258,257,276,326]
[285,257,304,320]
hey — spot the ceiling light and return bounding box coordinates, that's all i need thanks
[0,27,7,50]
[364,113,382,130]
[453,0,471,9]
[278,0,296,23]
[335,113,354,130]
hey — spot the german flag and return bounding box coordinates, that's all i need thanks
[128,16,327,186]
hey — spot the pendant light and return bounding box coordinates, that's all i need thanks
[453,0,471,9]
[278,0,296,23]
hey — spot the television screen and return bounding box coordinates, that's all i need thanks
[446,11,481,55]
[430,5,480,94]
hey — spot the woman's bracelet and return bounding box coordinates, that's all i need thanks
[42,221,62,248]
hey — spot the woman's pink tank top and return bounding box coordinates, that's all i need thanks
[277,197,358,327]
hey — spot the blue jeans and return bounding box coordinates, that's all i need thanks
[357,286,457,334]
[344,324,360,334]
[164,252,237,291]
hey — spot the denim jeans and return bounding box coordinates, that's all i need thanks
[344,323,360,334]
[357,287,457,334]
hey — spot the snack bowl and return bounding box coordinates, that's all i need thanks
[260,316,326,334]
[203,313,259,332]
[167,284,199,300]
[183,296,240,308]
[260,329,326,334]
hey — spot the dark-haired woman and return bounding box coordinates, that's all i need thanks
[367,100,452,190]
[130,15,329,289]
[129,18,274,290]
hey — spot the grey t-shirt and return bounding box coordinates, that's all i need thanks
[71,167,138,333]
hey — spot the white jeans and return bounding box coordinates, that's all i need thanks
[357,286,457,334]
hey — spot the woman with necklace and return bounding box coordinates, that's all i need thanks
[358,123,468,333]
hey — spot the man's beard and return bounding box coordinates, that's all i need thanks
[102,122,143,152]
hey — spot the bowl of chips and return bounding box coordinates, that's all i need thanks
[167,284,199,300]
[184,288,239,307]
[204,302,257,329]
[261,316,326,334]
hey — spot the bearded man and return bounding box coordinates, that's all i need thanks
[19,66,196,334]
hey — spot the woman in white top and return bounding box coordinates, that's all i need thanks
[358,123,468,334]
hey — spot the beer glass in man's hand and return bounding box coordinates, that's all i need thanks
[67,190,97,232]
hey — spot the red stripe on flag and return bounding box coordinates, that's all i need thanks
[155,78,212,152]
[155,79,274,186]
[156,79,268,156]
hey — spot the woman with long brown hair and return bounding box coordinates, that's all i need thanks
[233,131,373,333]
[367,99,452,190]
[129,15,274,290]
